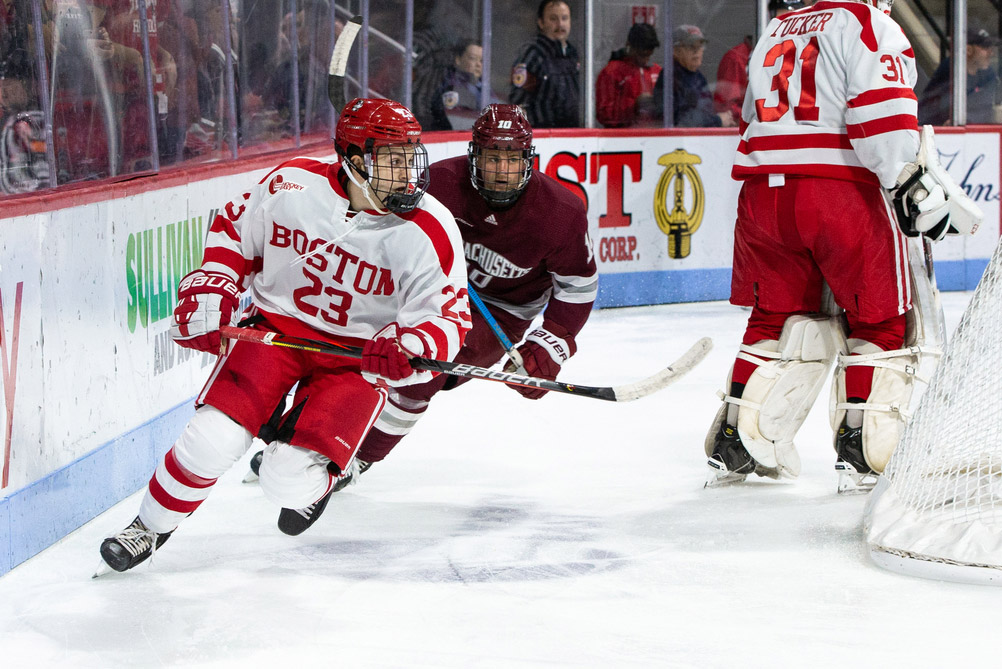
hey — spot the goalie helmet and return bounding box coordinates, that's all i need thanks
[768,0,805,12]
[468,104,535,207]
[334,98,430,213]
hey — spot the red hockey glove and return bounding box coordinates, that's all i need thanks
[507,323,577,400]
[362,336,413,381]
[361,324,433,387]
[170,270,240,353]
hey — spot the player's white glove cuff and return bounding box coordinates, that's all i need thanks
[525,326,575,366]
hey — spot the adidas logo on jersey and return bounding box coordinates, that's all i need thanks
[484,214,498,225]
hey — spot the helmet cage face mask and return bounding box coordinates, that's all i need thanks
[467,104,535,207]
[334,98,430,213]
[363,142,430,214]
[467,144,534,208]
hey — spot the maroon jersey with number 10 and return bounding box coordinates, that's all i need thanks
[427,155,597,338]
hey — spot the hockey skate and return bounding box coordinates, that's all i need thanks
[96,516,172,575]
[705,421,758,488]
[276,459,371,535]
[242,448,264,483]
[834,420,878,494]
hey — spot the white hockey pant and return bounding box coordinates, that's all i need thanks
[140,405,253,534]
[829,340,934,473]
[259,441,337,509]
[706,315,839,478]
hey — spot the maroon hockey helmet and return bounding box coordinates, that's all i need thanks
[335,98,429,213]
[468,104,535,207]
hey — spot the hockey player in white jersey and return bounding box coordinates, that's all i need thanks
[98,98,471,573]
[705,0,981,490]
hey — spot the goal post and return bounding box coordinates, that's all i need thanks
[864,235,1002,585]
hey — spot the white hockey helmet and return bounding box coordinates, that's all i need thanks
[851,0,893,14]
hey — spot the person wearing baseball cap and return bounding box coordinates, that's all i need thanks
[595,23,663,127]
[652,24,735,127]
[919,28,1001,125]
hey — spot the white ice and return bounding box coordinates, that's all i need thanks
[1,293,998,668]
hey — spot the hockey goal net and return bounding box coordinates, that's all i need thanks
[865,236,1002,585]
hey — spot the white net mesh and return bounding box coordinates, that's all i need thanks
[865,237,1002,578]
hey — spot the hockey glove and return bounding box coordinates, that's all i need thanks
[170,270,241,353]
[506,323,577,400]
[890,126,982,241]
[361,323,434,387]
[890,167,953,241]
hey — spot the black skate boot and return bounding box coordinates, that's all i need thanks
[332,458,371,493]
[99,517,172,573]
[705,421,757,487]
[834,420,877,494]
[278,489,334,536]
[277,459,372,535]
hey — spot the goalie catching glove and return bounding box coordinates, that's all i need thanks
[361,323,434,387]
[505,323,577,399]
[889,125,982,241]
[170,270,241,353]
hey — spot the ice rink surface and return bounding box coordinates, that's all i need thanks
[1,292,998,668]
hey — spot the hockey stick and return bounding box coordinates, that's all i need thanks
[219,326,712,402]
[328,14,362,112]
[466,285,525,372]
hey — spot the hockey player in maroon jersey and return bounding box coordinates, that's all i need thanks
[704,0,980,491]
[97,98,471,573]
[337,103,597,482]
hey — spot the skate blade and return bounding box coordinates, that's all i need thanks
[92,560,114,579]
[836,463,877,495]
[704,458,748,488]
[242,469,260,484]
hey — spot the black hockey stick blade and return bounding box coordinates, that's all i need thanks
[328,14,362,113]
[219,326,711,402]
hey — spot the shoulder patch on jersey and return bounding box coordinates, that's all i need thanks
[259,157,342,195]
[512,64,528,87]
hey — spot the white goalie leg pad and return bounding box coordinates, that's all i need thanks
[259,441,334,509]
[829,340,930,474]
[722,315,839,478]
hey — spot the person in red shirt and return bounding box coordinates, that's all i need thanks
[713,0,804,122]
[596,22,662,128]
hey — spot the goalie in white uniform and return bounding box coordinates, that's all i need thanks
[705,0,981,490]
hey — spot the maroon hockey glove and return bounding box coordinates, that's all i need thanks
[507,323,577,400]
[170,270,241,353]
[361,336,414,381]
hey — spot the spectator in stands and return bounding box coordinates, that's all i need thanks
[0,0,49,193]
[42,0,129,183]
[595,22,662,128]
[919,28,1001,126]
[714,1,805,123]
[432,39,502,131]
[654,24,736,128]
[510,0,580,128]
[94,0,178,170]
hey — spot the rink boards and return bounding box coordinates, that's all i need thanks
[0,128,999,574]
